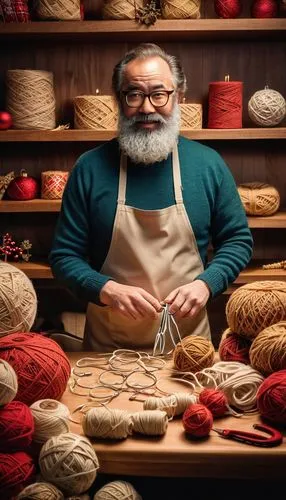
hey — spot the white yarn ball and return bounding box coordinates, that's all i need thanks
[16,481,64,499]
[30,399,70,443]
[248,87,286,127]
[0,358,18,405]
[94,480,142,500]
[0,262,37,336]
[39,432,99,495]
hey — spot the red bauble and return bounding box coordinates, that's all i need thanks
[0,111,13,130]
[7,170,39,201]
[251,0,278,18]
[214,0,242,18]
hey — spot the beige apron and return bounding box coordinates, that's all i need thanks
[84,146,210,352]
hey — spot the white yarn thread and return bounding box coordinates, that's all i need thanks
[217,366,265,412]
[143,392,197,418]
[94,480,142,500]
[0,358,18,405]
[131,410,168,435]
[16,481,64,499]
[199,361,247,386]
[248,87,286,127]
[82,407,133,439]
[30,399,70,443]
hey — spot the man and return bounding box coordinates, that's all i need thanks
[49,43,253,352]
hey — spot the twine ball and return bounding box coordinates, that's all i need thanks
[0,358,18,405]
[225,281,286,339]
[256,369,286,425]
[0,451,36,498]
[173,335,215,372]
[94,480,142,500]
[102,0,144,19]
[30,399,70,444]
[218,328,251,364]
[35,0,81,20]
[237,182,280,216]
[0,262,37,337]
[0,400,34,452]
[16,482,64,500]
[161,0,201,19]
[248,87,286,127]
[0,332,71,406]
[39,433,99,495]
[182,403,213,438]
[74,95,117,130]
[198,388,229,418]
[83,407,133,439]
[249,321,286,375]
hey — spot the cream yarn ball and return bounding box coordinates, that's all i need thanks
[248,87,286,127]
[0,262,37,336]
[94,480,142,500]
[30,399,70,443]
[237,182,280,216]
[39,432,99,495]
[0,358,18,405]
[16,481,64,499]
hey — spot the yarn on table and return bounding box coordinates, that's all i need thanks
[248,87,286,127]
[0,401,34,451]
[237,182,280,216]
[173,335,215,372]
[218,328,251,364]
[182,403,213,437]
[143,392,197,418]
[249,321,286,375]
[94,480,142,500]
[29,399,70,444]
[198,388,229,418]
[0,332,71,406]
[256,369,286,425]
[131,410,168,436]
[82,407,133,439]
[0,262,37,337]
[0,358,18,405]
[16,481,64,499]
[0,451,36,498]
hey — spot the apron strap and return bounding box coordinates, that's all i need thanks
[118,153,127,205]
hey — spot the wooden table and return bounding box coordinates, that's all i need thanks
[61,352,286,480]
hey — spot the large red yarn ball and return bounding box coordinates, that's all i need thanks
[219,331,251,364]
[0,333,71,406]
[199,388,228,418]
[251,0,278,18]
[214,0,242,18]
[0,401,34,452]
[257,369,286,425]
[0,110,13,130]
[182,403,213,437]
[0,451,36,498]
[7,172,39,201]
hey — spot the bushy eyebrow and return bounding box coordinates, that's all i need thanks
[123,83,167,91]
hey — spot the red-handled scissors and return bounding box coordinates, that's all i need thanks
[212,423,283,448]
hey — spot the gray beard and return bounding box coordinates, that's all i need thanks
[118,103,181,165]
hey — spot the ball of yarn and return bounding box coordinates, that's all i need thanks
[248,87,286,127]
[249,321,286,375]
[218,328,251,364]
[225,281,286,339]
[30,399,70,444]
[0,262,37,337]
[173,335,215,372]
[237,182,280,216]
[214,0,242,18]
[39,432,99,495]
[94,480,142,500]
[256,369,286,425]
[0,332,71,406]
[0,358,18,405]
[182,403,213,437]
[16,481,64,499]
[198,388,229,418]
[0,401,34,451]
[82,407,133,439]
[0,451,36,498]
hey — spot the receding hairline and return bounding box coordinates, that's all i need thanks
[121,55,176,87]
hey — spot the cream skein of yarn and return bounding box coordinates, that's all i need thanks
[94,480,142,500]
[0,359,18,405]
[83,407,133,439]
[131,410,168,436]
[143,392,197,418]
[16,481,64,499]
[30,399,70,443]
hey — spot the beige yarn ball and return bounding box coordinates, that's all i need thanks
[226,281,286,339]
[237,182,280,216]
[83,407,133,439]
[30,399,70,443]
[94,480,142,500]
[0,358,18,405]
[39,432,99,495]
[249,321,286,375]
[16,482,64,499]
[248,87,286,127]
[173,335,215,372]
[0,262,37,336]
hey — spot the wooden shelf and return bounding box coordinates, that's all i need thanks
[247,211,286,228]
[0,199,61,213]
[12,261,53,279]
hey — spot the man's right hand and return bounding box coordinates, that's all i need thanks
[99,280,163,320]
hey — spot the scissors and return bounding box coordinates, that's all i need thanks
[212,423,283,448]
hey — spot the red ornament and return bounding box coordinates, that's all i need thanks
[6,169,39,201]
[257,369,286,425]
[214,0,242,18]
[0,111,13,130]
[182,403,213,438]
[251,0,278,18]
[0,401,34,452]
[199,388,229,418]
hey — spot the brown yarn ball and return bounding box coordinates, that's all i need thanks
[249,321,286,376]
[218,328,251,364]
[173,335,215,372]
[226,281,286,339]
[237,182,280,216]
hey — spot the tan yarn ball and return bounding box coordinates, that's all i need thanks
[249,321,286,376]
[35,0,81,20]
[0,358,18,405]
[237,182,280,216]
[16,482,64,499]
[173,335,215,372]
[30,399,70,444]
[161,0,201,19]
[102,0,144,19]
[180,103,203,130]
[74,95,118,130]
[0,262,37,337]
[94,480,142,500]
[226,281,286,339]
[248,87,286,127]
[39,432,99,495]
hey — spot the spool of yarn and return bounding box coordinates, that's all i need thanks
[225,281,286,339]
[182,403,213,437]
[0,332,71,406]
[16,481,64,499]
[179,103,203,129]
[214,0,242,18]
[160,0,201,19]
[218,328,251,364]
[0,262,37,337]
[256,369,286,425]
[0,451,36,498]
[83,407,133,439]
[131,410,168,436]
[248,87,286,127]
[0,401,34,451]
[198,388,229,418]
[251,0,278,18]
[143,392,197,418]
[208,78,243,129]
[35,0,81,20]
[29,399,70,444]
[0,359,18,405]
[6,70,56,130]
[173,335,215,372]
[74,95,117,130]
[41,171,69,200]
[102,0,144,19]
[249,321,286,375]
[39,433,99,495]
[94,480,142,500]
[237,182,280,216]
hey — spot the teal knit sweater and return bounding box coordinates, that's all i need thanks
[49,136,253,304]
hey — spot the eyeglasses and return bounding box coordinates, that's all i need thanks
[121,89,175,108]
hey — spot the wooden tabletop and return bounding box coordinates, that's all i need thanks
[61,352,286,479]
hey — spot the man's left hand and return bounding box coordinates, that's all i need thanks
[164,280,211,319]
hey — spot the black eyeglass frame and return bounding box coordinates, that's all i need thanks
[121,89,175,108]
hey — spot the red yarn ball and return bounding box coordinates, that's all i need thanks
[0,401,34,452]
[251,0,278,18]
[219,332,251,364]
[0,333,71,406]
[214,0,242,18]
[6,171,39,201]
[199,388,228,418]
[182,403,213,437]
[0,451,35,498]
[257,369,286,425]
